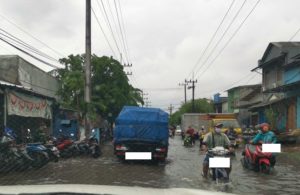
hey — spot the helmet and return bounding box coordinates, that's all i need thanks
[260,123,270,128]
[215,123,223,128]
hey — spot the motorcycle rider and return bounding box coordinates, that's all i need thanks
[201,123,234,178]
[185,126,195,145]
[199,126,206,149]
[226,126,236,137]
[249,122,277,166]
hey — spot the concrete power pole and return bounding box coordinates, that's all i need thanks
[168,104,174,116]
[187,79,197,112]
[85,0,92,135]
[141,91,148,107]
[179,81,188,104]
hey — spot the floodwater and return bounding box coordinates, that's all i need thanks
[0,136,300,195]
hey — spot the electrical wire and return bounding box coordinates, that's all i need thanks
[0,13,66,58]
[142,88,182,91]
[186,0,236,79]
[97,0,122,56]
[113,0,130,64]
[196,0,261,79]
[289,27,300,41]
[194,0,248,77]
[117,0,132,63]
[91,7,117,57]
[0,29,59,63]
[0,36,61,69]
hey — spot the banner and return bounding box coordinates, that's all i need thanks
[7,90,52,119]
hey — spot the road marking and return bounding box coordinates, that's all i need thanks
[262,144,281,153]
[209,157,230,168]
[125,152,152,160]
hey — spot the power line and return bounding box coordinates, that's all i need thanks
[194,0,247,77]
[0,28,59,63]
[91,7,117,57]
[0,36,61,69]
[289,27,300,41]
[117,0,132,63]
[196,71,258,97]
[0,41,13,54]
[0,13,66,58]
[187,0,236,79]
[245,73,258,84]
[113,0,130,64]
[196,0,261,79]
[96,0,122,56]
[142,87,182,91]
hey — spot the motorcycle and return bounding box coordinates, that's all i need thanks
[241,144,274,174]
[44,144,60,162]
[73,140,90,156]
[24,129,52,168]
[88,129,101,158]
[207,146,232,184]
[26,143,50,168]
[0,131,33,172]
[183,135,193,147]
[227,134,241,148]
[54,134,75,158]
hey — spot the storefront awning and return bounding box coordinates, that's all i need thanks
[6,90,53,119]
[263,80,300,93]
[249,98,285,111]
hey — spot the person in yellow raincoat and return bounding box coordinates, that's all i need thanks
[199,125,206,149]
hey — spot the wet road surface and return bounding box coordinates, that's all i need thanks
[0,136,300,195]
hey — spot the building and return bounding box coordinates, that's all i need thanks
[226,84,262,127]
[0,55,59,143]
[213,93,228,113]
[251,42,300,132]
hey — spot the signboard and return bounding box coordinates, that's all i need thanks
[7,90,52,119]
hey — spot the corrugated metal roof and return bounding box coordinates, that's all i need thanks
[0,79,31,90]
[226,84,261,92]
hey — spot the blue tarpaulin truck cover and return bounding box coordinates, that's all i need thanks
[114,106,169,145]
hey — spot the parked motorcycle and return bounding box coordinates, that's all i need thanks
[88,129,101,158]
[43,144,59,162]
[207,146,231,184]
[54,134,75,158]
[241,144,274,174]
[23,129,51,168]
[73,140,90,156]
[26,143,50,168]
[0,131,33,173]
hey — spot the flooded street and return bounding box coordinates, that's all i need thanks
[0,136,300,195]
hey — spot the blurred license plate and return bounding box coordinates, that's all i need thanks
[125,152,152,160]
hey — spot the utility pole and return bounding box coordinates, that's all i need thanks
[168,104,174,116]
[145,101,151,107]
[187,79,197,113]
[141,91,148,107]
[84,0,92,136]
[179,81,188,104]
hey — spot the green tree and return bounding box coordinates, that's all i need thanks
[56,54,143,121]
[169,98,214,125]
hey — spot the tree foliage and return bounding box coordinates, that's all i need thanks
[169,98,214,125]
[56,54,143,121]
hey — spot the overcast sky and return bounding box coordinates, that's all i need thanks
[0,0,299,112]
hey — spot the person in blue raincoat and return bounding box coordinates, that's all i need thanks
[250,123,277,144]
[250,122,277,166]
